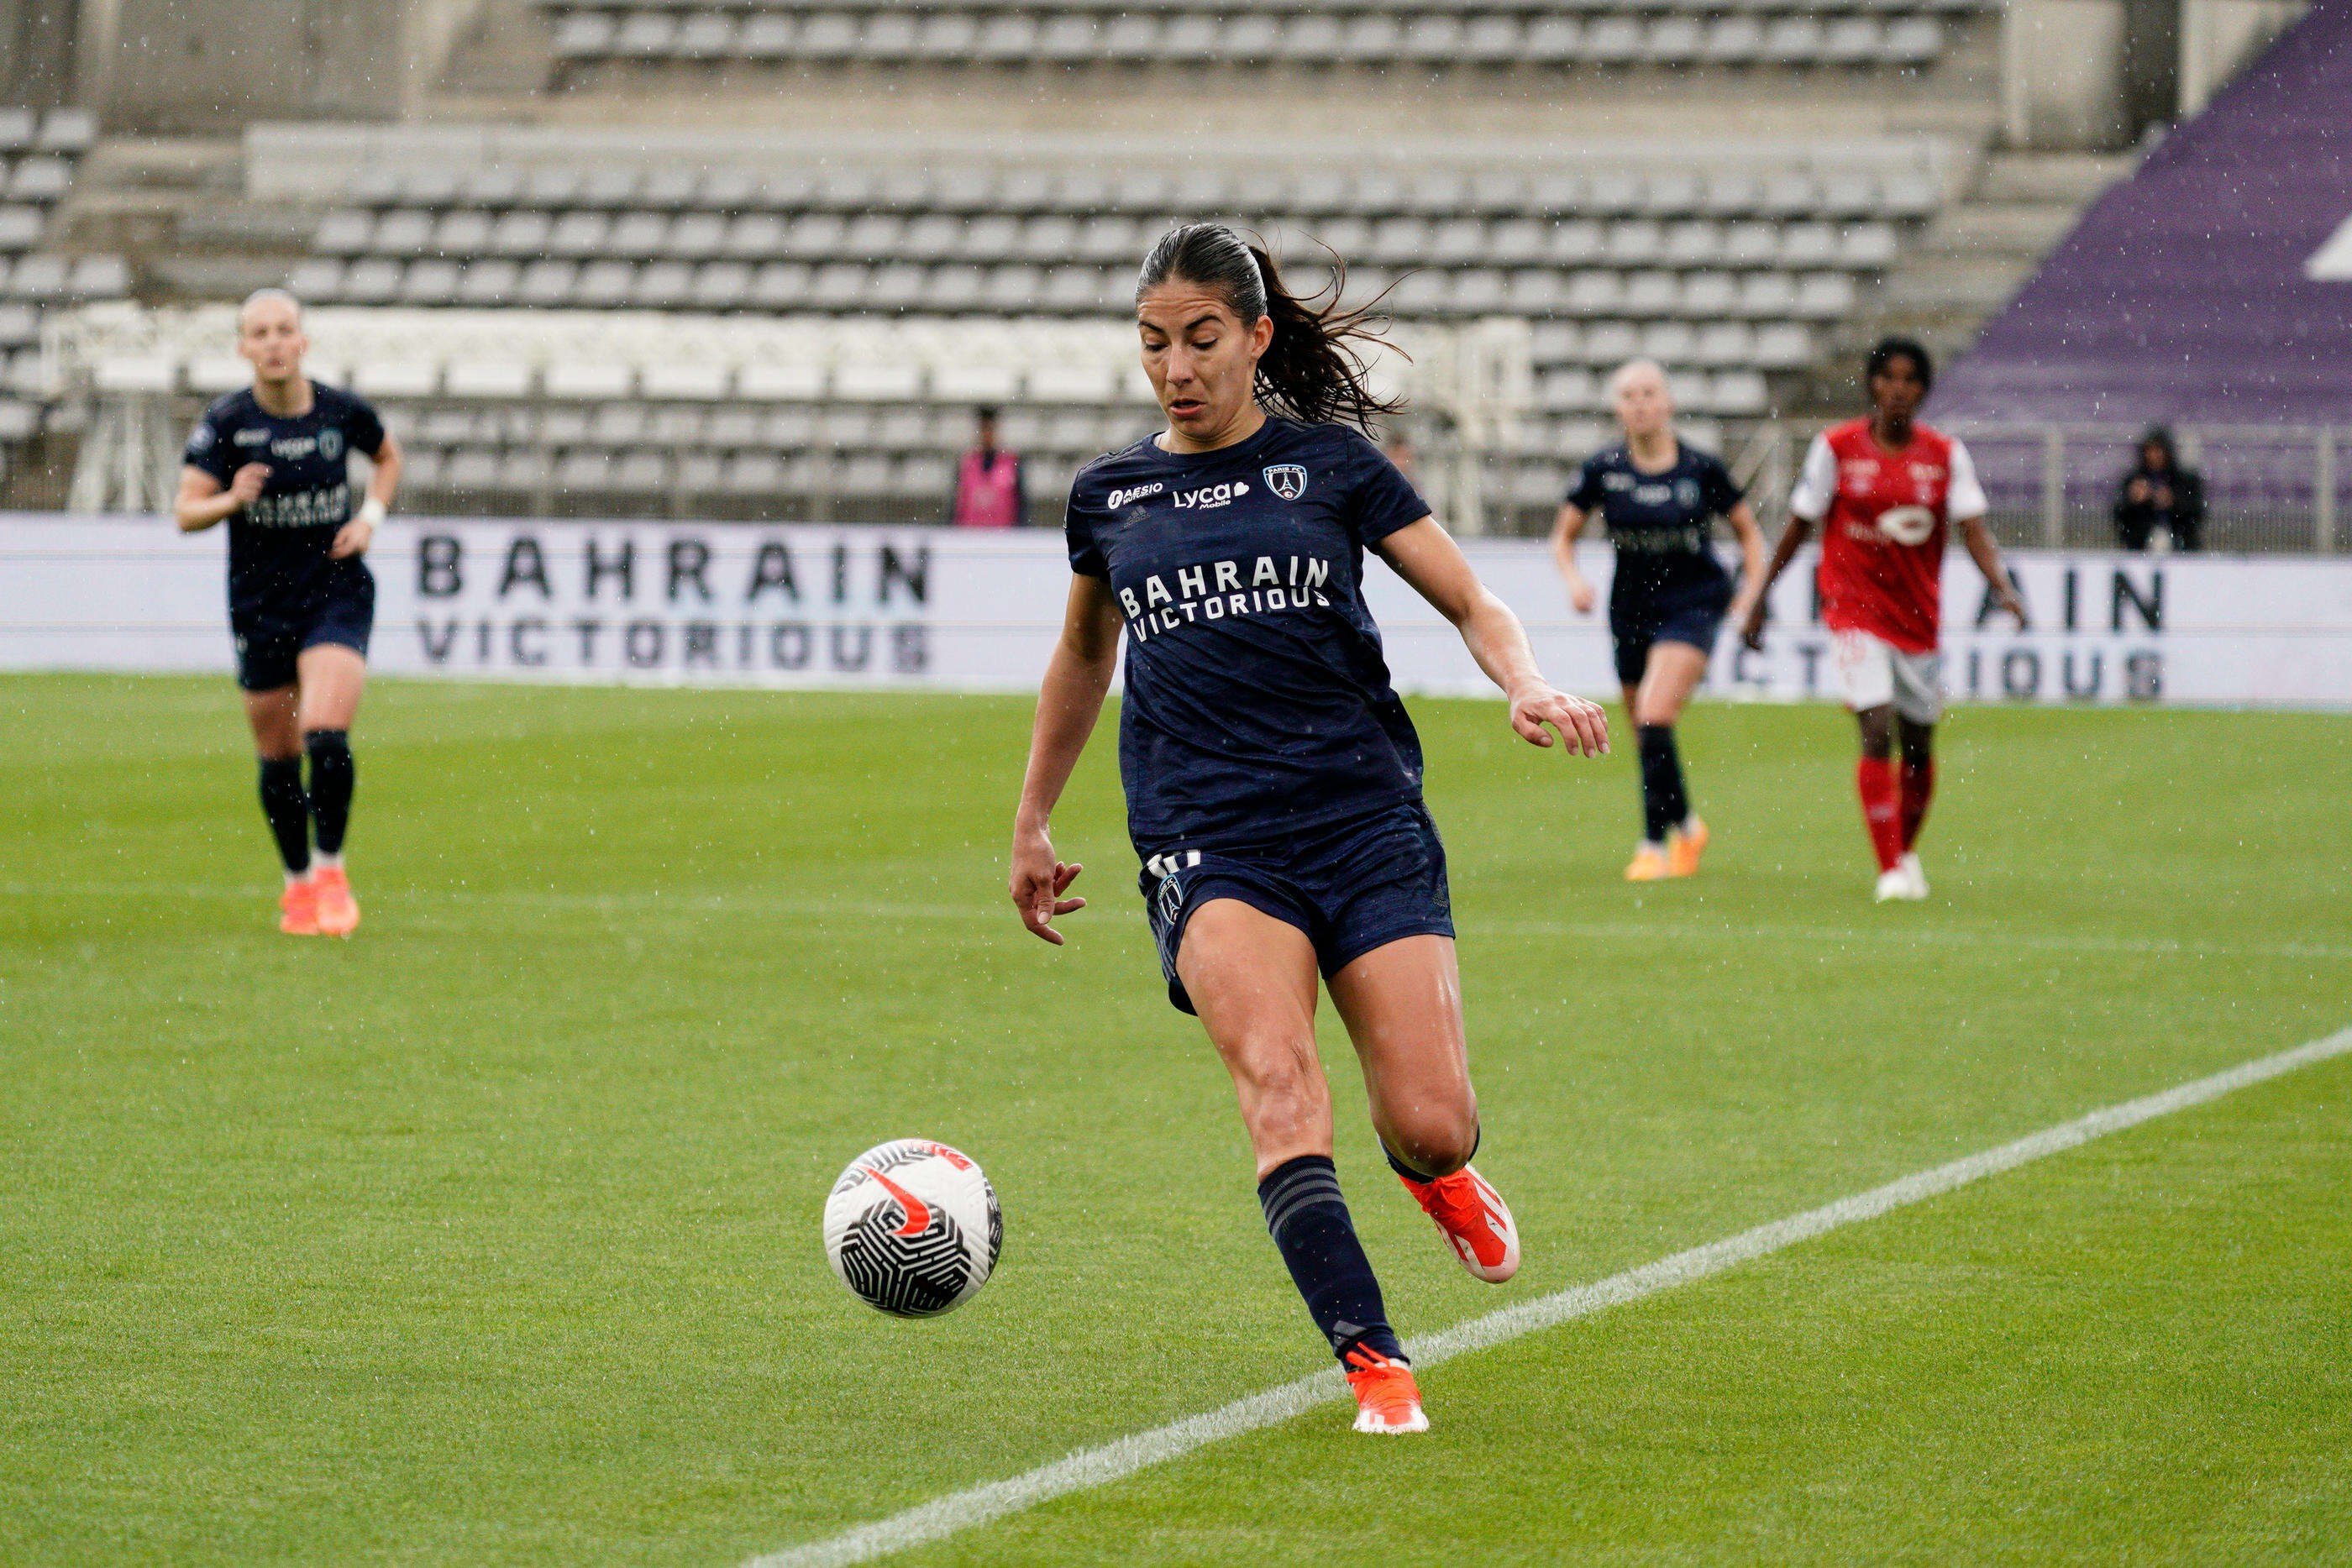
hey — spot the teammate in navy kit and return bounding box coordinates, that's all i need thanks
[175,290,402,937]
[1551,359,1765,880]
[1007,224,1609,1435]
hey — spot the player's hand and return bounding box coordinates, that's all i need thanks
[1740,600,1770,652]
[329,517,373,559]
[1509,682,1609,757]
[1563,573,1595,616]
[2000,588,2029,630]
[228,463,269,506]
[1008,826,1085,946]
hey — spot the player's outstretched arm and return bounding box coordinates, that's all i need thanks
[1740,514,1813,649]
[1959,516,2029,627]
[1724,500,1770,629]
[1009,573,1123,945]
[174,464,265,533]
[1374,517,1609,757]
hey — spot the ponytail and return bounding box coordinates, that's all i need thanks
[1136,222,1403,432]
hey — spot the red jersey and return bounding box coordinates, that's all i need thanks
[1788,417,1986,653]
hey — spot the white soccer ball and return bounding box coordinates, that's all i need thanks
[822,1139,1001,1318]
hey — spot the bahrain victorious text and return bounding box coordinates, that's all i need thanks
[1116,554,1334,641]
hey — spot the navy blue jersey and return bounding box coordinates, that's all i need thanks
[1565,442,1743,607]
[1065,417,1433,852]
[184,382,386,619]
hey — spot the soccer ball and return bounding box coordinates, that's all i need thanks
[822,1139,1001,1318]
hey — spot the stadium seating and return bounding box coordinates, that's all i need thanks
[537,0,1980,77]
[72,302,1742,526]
[0,108,129,478]
[220,126,1961,526]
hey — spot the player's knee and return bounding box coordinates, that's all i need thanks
[1387,1105,1478,1178]
[1854,709,1895,758]
[1231,1035,1321,1125]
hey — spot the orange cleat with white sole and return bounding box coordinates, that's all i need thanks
[1399,1164,1521,1283]
[312,864,360,936]
[278,878,320,936]
[1344,1346,1429,1434]
[1667,815,1709,878]
[1624,843,1670,881]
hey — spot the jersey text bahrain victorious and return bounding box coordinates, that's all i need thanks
[1065,417,1432,852]
[1788,417,1987,654]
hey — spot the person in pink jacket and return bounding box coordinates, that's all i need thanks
[951,406,1026,527]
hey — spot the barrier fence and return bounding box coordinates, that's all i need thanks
[3,515,2349,707]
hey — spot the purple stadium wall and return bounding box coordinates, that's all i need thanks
[1935,0,2352,425]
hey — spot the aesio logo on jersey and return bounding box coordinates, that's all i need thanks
[1108,482,1164,509]
[1173,481,1249,510]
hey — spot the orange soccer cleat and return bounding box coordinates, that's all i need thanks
[1667,815,1710,877]
[278,878,319,936]
[1344,1346,1429,1434]
[1399,1164,1521,1283]
[311,864,360,936]
[1625,842,1670,881]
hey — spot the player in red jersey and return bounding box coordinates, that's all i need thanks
[1740,338,2026,901]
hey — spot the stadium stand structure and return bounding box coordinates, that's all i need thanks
[36,0,2150,531]
[538,0,1980,79]
[0,106,129,488]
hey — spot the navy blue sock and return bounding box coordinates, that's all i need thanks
[1257,1154,1404,1365]
[1636,724,1689,844]
[303,729,354,856]
[257,756,309,874]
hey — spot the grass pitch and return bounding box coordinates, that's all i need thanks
[1,674,2346,1566]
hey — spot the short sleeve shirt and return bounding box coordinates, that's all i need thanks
[1063,417,1433,852]
[1788,417,1986,653]
[185,382,386,621]
[1565,442,1743,610]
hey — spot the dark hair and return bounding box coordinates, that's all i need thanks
[2139,425,2175,466]
[974,406,998,422]
[1136,222,1401,431]
[1865,336,1935,391]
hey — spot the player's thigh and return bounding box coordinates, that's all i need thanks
[1326,934,1478,1174]
[1634,638,1710,726]
[1891,650,1945,726]
[295,642,368,730]
[241,684,302,759]
[1177,898,1328,1095]
[1830,628,1896,713]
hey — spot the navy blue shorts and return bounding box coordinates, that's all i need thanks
[1610,587,1730,686]
[1139,800,1454,1016]
[232,573,375,692]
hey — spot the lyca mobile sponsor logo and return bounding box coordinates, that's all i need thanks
[1173,480,1248,510]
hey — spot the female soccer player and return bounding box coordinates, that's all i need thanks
[175,289,402,936]
[1551,359,1765,880]
[1739,338,2026,901]
[1008,224,1609,1434]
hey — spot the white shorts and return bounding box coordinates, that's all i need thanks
[1831,628,1943,723]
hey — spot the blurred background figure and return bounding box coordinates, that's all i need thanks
[2113,428,2205,552]
[952,406,1026,527]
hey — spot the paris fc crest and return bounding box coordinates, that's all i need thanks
[318,427,344,462]
[1263,464,1308,501]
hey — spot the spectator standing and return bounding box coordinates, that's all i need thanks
[2113,427,2204,552]
[952,406,1026,527]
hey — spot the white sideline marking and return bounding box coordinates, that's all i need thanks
[747,1026,2352,1568]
